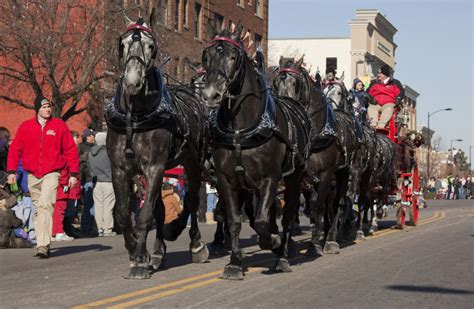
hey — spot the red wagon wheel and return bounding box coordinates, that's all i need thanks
[408,164,420,226]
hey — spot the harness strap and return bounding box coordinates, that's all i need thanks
[232,131,248,189]
[125,100,135,159]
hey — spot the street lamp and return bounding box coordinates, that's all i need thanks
[427,108,453,179]
[469,145,473,178]
[450,138,463,174]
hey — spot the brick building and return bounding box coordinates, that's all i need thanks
[0,0,268,136]
[121,0,269,84]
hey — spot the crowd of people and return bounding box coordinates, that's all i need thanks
[0,94,219,257]
[426,175,472,200]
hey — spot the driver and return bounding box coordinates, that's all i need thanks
[366,64,404,128]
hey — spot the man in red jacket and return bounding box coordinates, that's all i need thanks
[367,64,405,128]
[6,95,79,258]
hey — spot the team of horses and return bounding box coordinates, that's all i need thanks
[105,12,402,279]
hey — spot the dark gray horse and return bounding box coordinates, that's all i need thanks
[273,57,362,255]
[201,28,311,279]
[105,11,208,279]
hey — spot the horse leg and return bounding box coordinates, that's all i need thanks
[184,163,209,264]
[275,172,303,272]
[112,170,139,275]
[306,170,332,257]
[126,171,163,279]
[151,194,166,271]
[219,180,244,280]
[324,169,349,254]
[254,178,280,251]
[209,199,227,255]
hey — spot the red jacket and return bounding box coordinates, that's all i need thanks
[7,117,79,179]
[367,78,404,105]
[56,166,82,200]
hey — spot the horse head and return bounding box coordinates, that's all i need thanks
[325,80,349,110]
[201,25,247,109]
[274,55,311,104]
[118,9,157,95]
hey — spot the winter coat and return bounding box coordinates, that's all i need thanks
[7,117,79,178]
[88,145,112,183]
[162,189,182,224]
[367,78,405,105]
[79,142,94,183]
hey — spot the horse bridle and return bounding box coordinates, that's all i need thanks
[203,36,246,97]
[276,67,306,102]
[118,23,157,72]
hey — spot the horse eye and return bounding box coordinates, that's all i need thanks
[149,45,154,49]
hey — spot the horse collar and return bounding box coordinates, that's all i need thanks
[104,68,175,134]
[209,71,277,149]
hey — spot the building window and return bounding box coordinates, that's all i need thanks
[194,3,201,39]
[214,13,224,32]
[174,0,180,31]
[237,0,244,8]
[183,0,188,27]
[255,0,262,17]
[254,33,262,49]
[157,0,168,26]
[326,57,337,71]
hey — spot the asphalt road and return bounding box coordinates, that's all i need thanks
[0,199,472,308]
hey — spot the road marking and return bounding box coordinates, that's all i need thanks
[72,270,224,308]
[74,211,446,308]
[106,267,265,309]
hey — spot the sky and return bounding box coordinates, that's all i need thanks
[268,0,473,159]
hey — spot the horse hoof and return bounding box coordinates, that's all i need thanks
[191,242,209,263]
[371,224,378,232]
[220,264,244,280]
[323,241,340,254]
[150,255,164,271]
[356,231,365,240]
[125,266,150,279]
[275,258,292,272]
[305,244,323,257]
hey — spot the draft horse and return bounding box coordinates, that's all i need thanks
[274,57,362,254]
[201,28,311,279]
[105,11,208,279]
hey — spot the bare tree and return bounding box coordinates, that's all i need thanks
[0,0,121,122]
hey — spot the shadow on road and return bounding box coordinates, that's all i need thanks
[385,285,474,294]
[50,244,112,257]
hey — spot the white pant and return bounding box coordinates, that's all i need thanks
[93,182,115,233]
[368,103,395,128]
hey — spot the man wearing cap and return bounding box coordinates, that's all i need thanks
[78,128,96,234]
[6,95,79,258]
[367,64,405,128]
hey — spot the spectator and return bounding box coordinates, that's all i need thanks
[206,182,218,224]
[88,132,116,237]
[0,179,31,248]
[7,95,79,258]
[79,128,96,235]
[162,182,182,224]
[0,127,11,171]
[446,174,453,199]
[63,131,82,237]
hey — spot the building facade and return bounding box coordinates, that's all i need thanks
[268,9,398,89]
[0,0,269,136]
[123,0,269,84]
